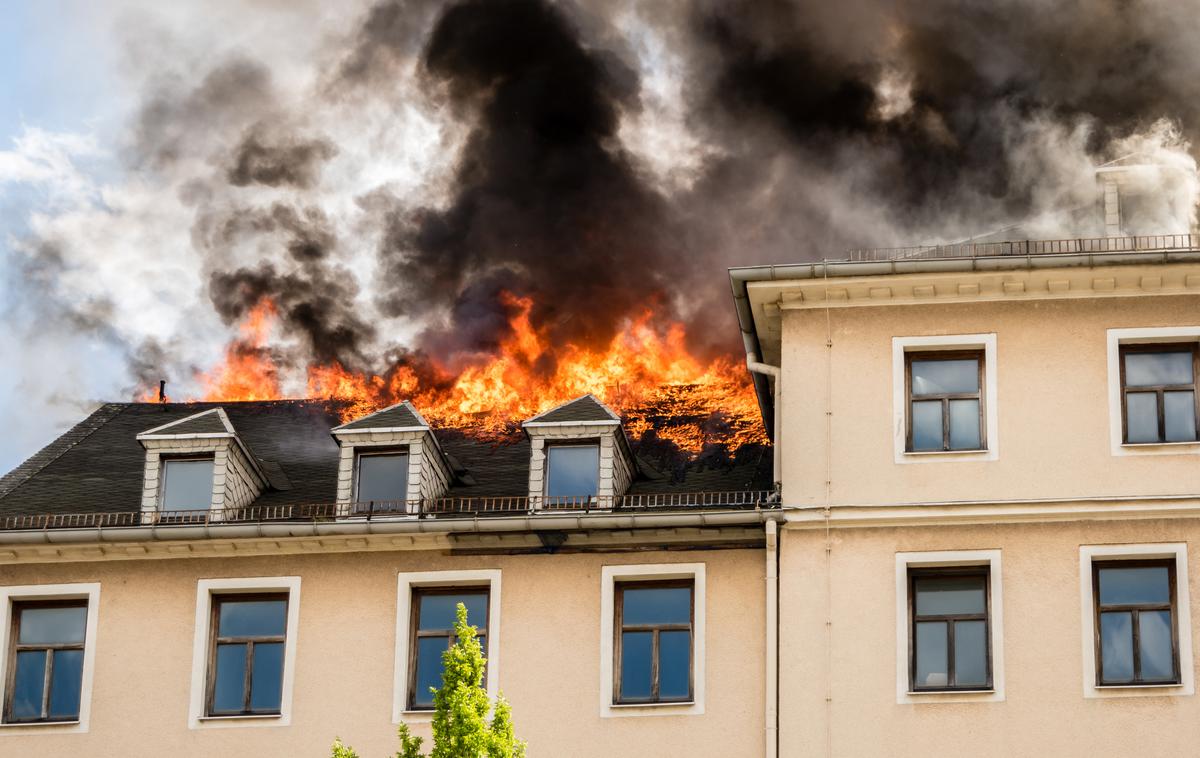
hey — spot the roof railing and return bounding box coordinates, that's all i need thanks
[0,490,780,531]
[842,233,1200,263]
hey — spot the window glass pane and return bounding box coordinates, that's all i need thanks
[418,592,488,631]
[914,621,948,688]
[414,636,447,708]
[1125,351,1193,387]
[622,586,691,626]
[1126,392,1160,443]
[1100,612,1134,682]
[218,599,287,637]
[1164,391,1197,442]
[250,642,284,711]
[18,605,86,645]
[1139,610,1175,682]
[911,358,979,395]
[357,453,408,503]
[911,401,943,451]
[545,445,599,498]
[48,649,84,719]
[1098,566,1171,606]
[948,399,982,450]
[953,620,988,687]
[620,631,653,700]
[659,630,691,699]
[212,643,247,713]
[11,650,46,720]
[162,459,214,510]
[914,575,986,616]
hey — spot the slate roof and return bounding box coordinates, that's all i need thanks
[333,401,425,431]
[525,395,619,424]
[139,408,232,437]
[0,400,772,518]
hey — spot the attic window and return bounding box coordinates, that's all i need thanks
[354,451,409,511]
[545,444,600,501]
[160,458,215,510]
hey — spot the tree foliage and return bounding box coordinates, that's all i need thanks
[332,603,525,758]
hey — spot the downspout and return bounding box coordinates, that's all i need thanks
[764,516,780,758]
[746,355,781,488]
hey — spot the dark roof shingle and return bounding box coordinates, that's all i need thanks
[526,395,618,424]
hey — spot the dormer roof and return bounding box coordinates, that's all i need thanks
[136,408,236,439]
[523,394,620,427]
[332,401,428,433]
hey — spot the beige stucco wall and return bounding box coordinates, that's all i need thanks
[0,546,764,757]
[779,293,1200,506]
[778,518,1200,757]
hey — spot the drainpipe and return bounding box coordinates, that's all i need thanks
[746,355,782,488]
[764,517,780,758]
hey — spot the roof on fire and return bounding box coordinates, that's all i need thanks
[0,400,772,518]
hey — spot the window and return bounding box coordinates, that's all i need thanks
[905,351,985,452]
[544,443,599,501]
[4,602,87,723]
[354,451,409,512]
[908,569,990,691]
[160,457,215,510]
[1092,560,1179,685]
[613,580,694,704]
[206,595,288,716]
[1119,344,1199,444]
[407,589,489,710]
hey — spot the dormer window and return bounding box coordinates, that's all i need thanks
[545,443,600,502]
[160,457,215,510]
[354,450,410,512]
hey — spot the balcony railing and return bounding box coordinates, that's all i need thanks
[0,490,779,532]
[843,233,1200,263]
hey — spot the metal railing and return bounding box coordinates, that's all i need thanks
[844,233,1200,263]
[0,490,779,531]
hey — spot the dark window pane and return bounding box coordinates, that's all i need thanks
[162,459,214,510]
[948,399,982,450]
[1100,612,1134,683]
[914,621,948,688]
[620,631,653,700]
[212,643,247,713]
[1098,566,1171,606]
[1125,351,1193,387]
[218,599,287,637]
[1126,392,1160,443]
[659,630,691,699]
[1164,391,1197,442]
[1139,610,1175,682]
[48,649,84,719]
[545,446,599,498]
[911,359,979,395]
[414,636,447,708]
[622,586,691,625]
[11,650,46,720]
[418,593,488,631]
[914,575,986,616]
[357,453,409,503]
[954,620,988,687]
[911,401,943,450]
[250,642,284,711]
[18,605,86,645]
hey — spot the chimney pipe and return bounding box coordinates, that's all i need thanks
[158,380,166,403]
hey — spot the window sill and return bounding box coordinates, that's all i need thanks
[1120,441,1200,448]
[0,719,80,728]
[903,449,989,456]
[1095,682,1183,689]
[610,701,695,708]
[907,689,993,695]
[198,714,282,721]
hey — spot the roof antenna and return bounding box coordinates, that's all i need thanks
[158,380,167,404]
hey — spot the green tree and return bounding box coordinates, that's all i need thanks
[332,603,525,758]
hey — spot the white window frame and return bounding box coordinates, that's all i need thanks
[159,455,217,510]
[1079,543,1193,698]
[188,576,301,729]
[600,563,706,718]
[0,583,100,734]
[895,550,1004,704]
[353,449,411,504]
[892,334,999,463]
[543,441,601,500]
[1106,327,1200,456]
[393,570,501,724]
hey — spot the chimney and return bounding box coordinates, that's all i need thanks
[158,380,166,403]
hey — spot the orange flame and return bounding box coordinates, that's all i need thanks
[198,299,282,401]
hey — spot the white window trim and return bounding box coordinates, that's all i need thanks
[393,570,502,724]
[892,333,999,463]
[188,576,301,729]
[1106,327,1200,456]
[1079,543,1193,698]
[895,550,1004,704]
[600,563,706,718]
[0,583,100,734]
